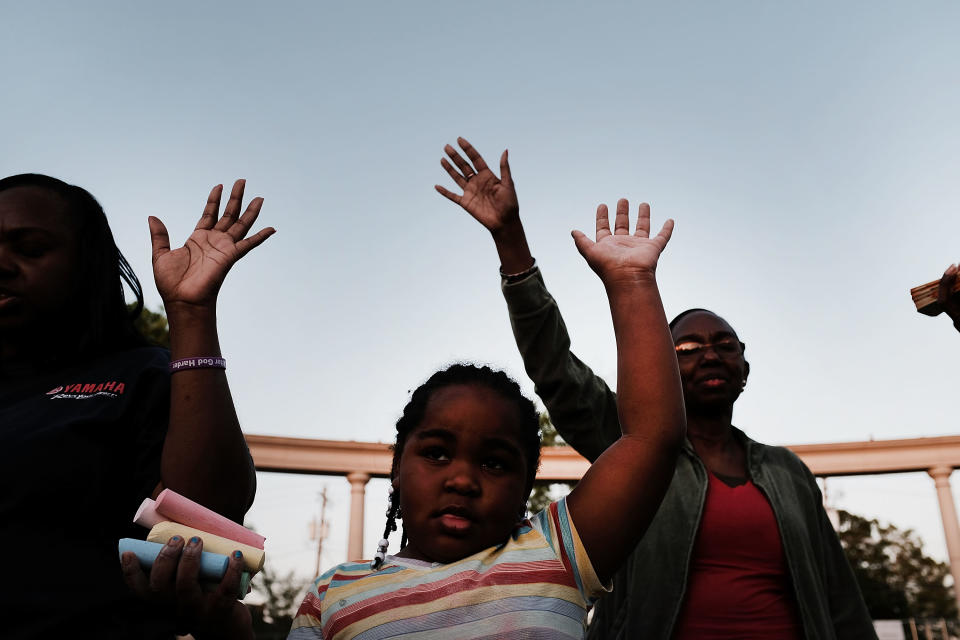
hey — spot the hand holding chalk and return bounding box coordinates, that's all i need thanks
[120,536,254,640]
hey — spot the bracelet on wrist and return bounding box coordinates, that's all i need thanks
[500,260,538,284]
[169,357,226,373]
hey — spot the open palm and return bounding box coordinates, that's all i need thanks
[573,199,673,285]
[435,137,518,232]
[151,180,275,307]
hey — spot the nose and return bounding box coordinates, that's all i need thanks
[443,462,480,497]
[0,244,19,278]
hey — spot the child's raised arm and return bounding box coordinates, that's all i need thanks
[566,200,685,585]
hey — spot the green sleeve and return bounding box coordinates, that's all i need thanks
[501,268,621,462]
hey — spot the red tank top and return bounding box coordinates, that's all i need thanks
[672,472,803,639]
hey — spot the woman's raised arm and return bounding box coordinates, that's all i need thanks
[150,179,276,521]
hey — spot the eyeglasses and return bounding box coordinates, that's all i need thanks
[674,338,744,358]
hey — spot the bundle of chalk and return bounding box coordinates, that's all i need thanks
[118,488,266,600]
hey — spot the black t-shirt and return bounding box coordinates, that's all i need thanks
[0,346,175,638]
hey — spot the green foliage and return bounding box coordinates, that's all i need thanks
[129,304,170,348]
[249,562,309,639]
[526,413,576,515]
[837,509,956,619]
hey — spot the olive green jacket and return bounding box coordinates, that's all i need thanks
[502,268,877,640]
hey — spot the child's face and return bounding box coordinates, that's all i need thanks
[394,383,530,564]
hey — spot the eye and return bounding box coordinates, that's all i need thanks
[674,341,703,355]
[715,339,741,355]
[422,446,450,462]
[482,457,508,472]
[14,241,51,258]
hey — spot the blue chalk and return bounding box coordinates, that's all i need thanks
[119,538,230,581]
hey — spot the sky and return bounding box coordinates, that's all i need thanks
[5,1,960,589]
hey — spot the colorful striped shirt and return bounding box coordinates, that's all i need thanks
[288,497,607,639]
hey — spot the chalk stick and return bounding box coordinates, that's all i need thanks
[147,522,264,573]
[133,498,165,529]
[154,489,265,549]
[118,538,229,581]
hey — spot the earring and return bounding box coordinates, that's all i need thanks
[741,378,747,390]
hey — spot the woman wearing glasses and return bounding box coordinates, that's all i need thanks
[436,137,876,640]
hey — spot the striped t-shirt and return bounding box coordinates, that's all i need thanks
[288,497,607,639]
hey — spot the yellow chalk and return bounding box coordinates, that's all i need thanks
[147,522,265,574]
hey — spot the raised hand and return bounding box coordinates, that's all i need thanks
[435,137,519,233]
[938,263,960,328]
[150,180,275,308]
[572,199,673,287]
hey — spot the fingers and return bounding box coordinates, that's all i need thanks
[434,184,462,204]
[595,204,612,241]
[938,264,958,305]
[121,551,151,596]
[149,536,185,594]
[235,227,277,259]
[614,199,630,235]
[444,143,476,179]
[457,137,489,173]
[440,157,467,189]
[499,150,513,188]
[230,196,265,242]
[211,551,245,607]
[149,216,171,263]
[214,180,246,233]
[196,185,223,231]
[175,537,205,611]
[654,219,675,248]
[634,202,651,238]
[571,229,595,258]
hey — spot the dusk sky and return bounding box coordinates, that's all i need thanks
[5,1,960,586]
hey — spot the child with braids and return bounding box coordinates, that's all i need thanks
[129,146,685,639]
[284,162,685,637]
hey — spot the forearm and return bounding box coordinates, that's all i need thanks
[161,304,256,522]
[491,217,535,274]
[606,278,685,448]
[504,268,622,460]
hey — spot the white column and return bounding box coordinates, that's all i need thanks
[346,472,371,561]
[926,465,960,613]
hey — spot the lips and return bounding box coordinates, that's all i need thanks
[434,505,475,535]
[0,291,22,312]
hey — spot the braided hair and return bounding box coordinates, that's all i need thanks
[0,174,146,359]
[371,363,541,569]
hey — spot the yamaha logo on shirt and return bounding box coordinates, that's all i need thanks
[46,381,126,400]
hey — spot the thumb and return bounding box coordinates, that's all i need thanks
[571,230,594,260]
[148,216,171,263]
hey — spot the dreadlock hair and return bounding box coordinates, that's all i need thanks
[0,174,146,360]
[371,363,542,569]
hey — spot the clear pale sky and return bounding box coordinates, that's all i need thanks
[5,1,960,586]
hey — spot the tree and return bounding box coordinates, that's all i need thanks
[837,509,956,619]
[526,413,576,515]
[248,563,309,639]
[130,304,170,347]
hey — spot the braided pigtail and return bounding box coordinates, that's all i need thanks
[371,486,400,570]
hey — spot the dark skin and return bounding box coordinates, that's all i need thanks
[438,137,686,583]
[0,188,83,364]
[0,182,274,520]
[936,263,960,332]
[671,310,750,479]
[436,138,748,482]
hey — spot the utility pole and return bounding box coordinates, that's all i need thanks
[308,486,330,578]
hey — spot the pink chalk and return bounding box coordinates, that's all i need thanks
[154,489,265,549]
[133,498,165,529]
